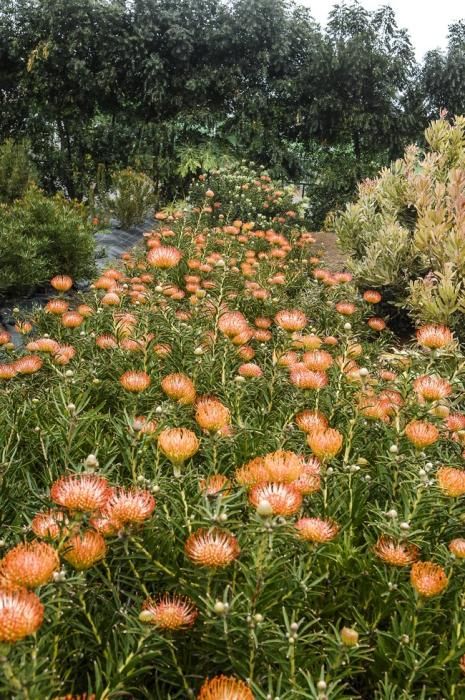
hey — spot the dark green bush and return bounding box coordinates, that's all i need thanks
[0,186,95,297]
[110,168,156,229]
[0,139,36,204]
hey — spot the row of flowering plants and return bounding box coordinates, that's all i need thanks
[0,166,465,699]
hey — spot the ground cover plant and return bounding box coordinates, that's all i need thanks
[1,167,465,699]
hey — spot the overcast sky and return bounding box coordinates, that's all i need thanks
[301,0,465,59]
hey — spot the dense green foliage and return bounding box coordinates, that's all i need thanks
[3,0,459,223]
[0,186,95,297]
[0,139,36,204]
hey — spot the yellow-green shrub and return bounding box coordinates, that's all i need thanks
[333,116,465,333]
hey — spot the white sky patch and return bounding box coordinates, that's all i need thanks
[302,0,465,59]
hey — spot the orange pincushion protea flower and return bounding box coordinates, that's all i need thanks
[416,324,454,349]
[33,337,60,354]
[63,531,107,570]
[292,459,321,494]
[295,517,339,543]
[157,428,200,465]
[31,510,67,540]
[50,474,110,512]
[238,363,263,378]
[413,375,452,402]
[363,290,382,303]
[295,410,328,434]
[103,488,156,526]
[185,528,239,568]
[96,334,118,350]
[367,317,386,331]
[302,350,333,371]
[197,676,254,700]
[147,245,182,268]
[1,541,59,588]
[410,561,448,597]
[274,309,307,332]
[307,428,343,460]
[61,311,84,329]
[161,373,196,405]
[249,483,302,516]
[195,397,231,432]
[0,587,44,642]
[404,420,439,448]
[335,302,356,316]
[0,364,16,380]
[140,594,198,630]
[289,367,328,390]
[235,458,268,488]
[218,311,249,338]
[50,275,73,292]
[449,539,465,558]
[199,474,230,496]
[292,333,322,350]
[373,536,419,566]
[119,370,151,392]
[262,450,303,483]
[14,355,43,375]
[45,299,69,315]
[437,467,465,497]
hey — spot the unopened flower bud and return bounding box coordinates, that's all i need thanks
[341,626,359,646]
[387,509,398,519]
[256,499,273,517]
[213,601,226,615]
[139,610,154,623]
[84,454,99,469]
[343,323,352,331]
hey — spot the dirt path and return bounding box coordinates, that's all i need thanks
[312,230,348,269]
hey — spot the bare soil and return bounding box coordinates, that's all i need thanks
[311,230,348,270]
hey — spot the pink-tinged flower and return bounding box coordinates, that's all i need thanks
[410,561,448,597]
[147,245,182,268]
[103,488,156,526]
[185,528,239,568]
[140,595,198,630]
[249,483,302,516]
[119,370,151,392]
[63,531,107,570]
[197,676,254,700]
[416,324,454,349]
[404,420,439,448]
[235,458,268,488]
[61,311,84,329]
[0,588,44,642]
[295,517,339,543]
[1,541,59,588]
[50,474,111,512]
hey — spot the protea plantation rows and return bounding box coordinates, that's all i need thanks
[1,167,465,699]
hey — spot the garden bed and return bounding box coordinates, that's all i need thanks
[0,167,464,699]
